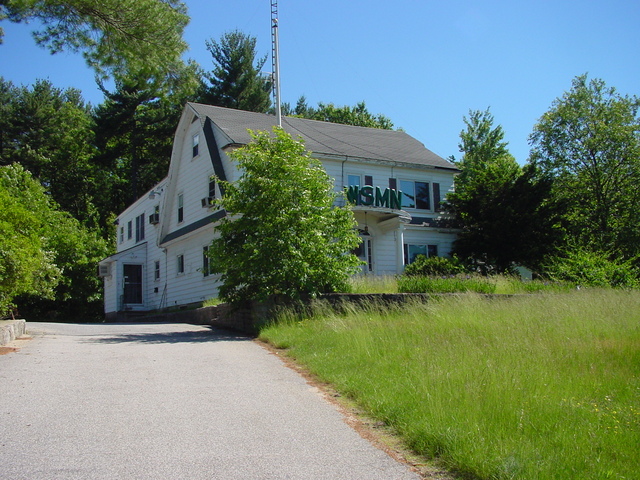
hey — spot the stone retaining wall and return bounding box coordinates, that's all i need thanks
[0,319,26,346]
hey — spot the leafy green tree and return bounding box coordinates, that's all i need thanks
[446,109,561,272]
[208,127,362,304]
[0,175,59,317]
[1,0,189,79]
[0,163,109,320]
[529,74,640,259]
[0,78,104,228]
[197,30,272,113]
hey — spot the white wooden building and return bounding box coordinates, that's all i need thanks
[99,103,459,319]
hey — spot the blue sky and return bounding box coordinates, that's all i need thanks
[1,0,639,164]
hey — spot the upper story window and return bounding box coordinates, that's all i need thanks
[192,133,200,158]
[135,213,145,242]
[177,193,184,223]
[127,220,132,240]
[400,180,430,210]
[177,254,185,275]
[154,260,160,281]
[119,226,124,244]
[347,174,373,187]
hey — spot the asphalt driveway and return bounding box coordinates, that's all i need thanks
[0,322,421,479]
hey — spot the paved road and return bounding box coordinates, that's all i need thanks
[0,322,420,479]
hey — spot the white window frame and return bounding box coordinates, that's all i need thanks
[177,193,184,224]
[192,133,200,158]
[176,254,185,275]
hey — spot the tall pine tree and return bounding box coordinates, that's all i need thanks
[197,30,272,113]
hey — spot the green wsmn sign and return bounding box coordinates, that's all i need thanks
[346,186,402,210]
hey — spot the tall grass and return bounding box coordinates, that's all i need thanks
[260,290,640,479]
[398,274,575,294]
[347,275,399,293]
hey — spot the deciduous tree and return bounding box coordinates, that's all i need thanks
[529,74,640,259]
[0,164,109,320]
[208,127,361,304]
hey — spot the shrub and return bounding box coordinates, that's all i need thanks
[545,248,640,288]
[403,255,466,277]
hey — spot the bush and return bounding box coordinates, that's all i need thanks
[403,255,466,277]
[545,248,640,288]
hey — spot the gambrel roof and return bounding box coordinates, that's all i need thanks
[188,103,457,170]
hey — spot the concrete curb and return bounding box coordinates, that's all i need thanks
[0,319,26,346]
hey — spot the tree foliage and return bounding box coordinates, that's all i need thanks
[0,164,109,319]
[283,96,394,129]
[93,67,197,208]
[0,78,105,228]
[529,74,640,259]
[208,127,362,305]
[1,0,189,79]
[447,109,562,272]
[197,30,272,113]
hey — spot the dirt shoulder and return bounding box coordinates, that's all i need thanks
[255,338,458,480]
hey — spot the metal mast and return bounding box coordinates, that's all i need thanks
[271,0,282,126]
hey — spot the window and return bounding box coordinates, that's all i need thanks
[120,226,124,244]
[177,254,185,275]
[399,180,430,210]
[208,179,216,199]
[154,260,160,281]
[127,220,132,240]
[192,133,200,157]
[135,213,145,242]
[404,244,438,265]
[177,193,184,223]
[202,246,211,277]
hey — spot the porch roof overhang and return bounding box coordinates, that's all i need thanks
[99,242,147,266]
[351,206,411,233]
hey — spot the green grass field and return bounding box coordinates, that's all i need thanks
[259,290,640,479]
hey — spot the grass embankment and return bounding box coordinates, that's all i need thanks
[259,290,640,479]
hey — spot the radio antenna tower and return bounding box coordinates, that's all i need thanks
[271,0,282,126]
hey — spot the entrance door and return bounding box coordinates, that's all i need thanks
[354,236,373,274]
[123,264,143,304]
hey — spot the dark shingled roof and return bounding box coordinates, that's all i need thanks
[188,103,457,170]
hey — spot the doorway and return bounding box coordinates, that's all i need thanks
[354,235,373,274]
[123,264,143,304]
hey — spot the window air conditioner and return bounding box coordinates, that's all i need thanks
[98,264,111,277]
[201,197,214,208]
[149,213,160,224]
